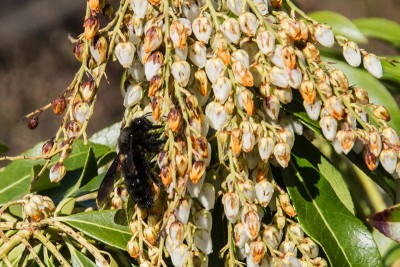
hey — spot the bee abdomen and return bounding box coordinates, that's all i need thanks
[125,176,154,209]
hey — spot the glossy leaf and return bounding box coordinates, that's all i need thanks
[62,141,111,170]
[308,11,368,43]
[353,18,400,47]
[0,160,33,205]
[293,137,354,213]
[70,172,106,198]
[369,204,400,242]
[66,147,98,197]
[381,56,400,85]
[282,153,382,267]
[65,237,97,267]
[56,210,131,250]
[322,56,400,133]
[90,122,121,148]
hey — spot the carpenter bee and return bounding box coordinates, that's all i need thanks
[97,116,164,209]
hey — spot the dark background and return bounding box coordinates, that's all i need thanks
[0,0,399,156]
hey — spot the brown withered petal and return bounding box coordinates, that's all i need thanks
[230,128,243,156]
[73,42,84,62]
[148,75,163,97]
[160,165,172,187]
[190,161,206,184]
[42,139,54,155]
[28,116,39,130]
[83,15,99,40]
[52,96,67,115]
[168,108,182,132]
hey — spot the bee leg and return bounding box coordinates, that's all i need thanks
[143,160,164,188]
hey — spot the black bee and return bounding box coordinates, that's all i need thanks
[97,116,164,209]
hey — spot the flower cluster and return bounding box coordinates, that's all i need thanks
[18,0,399,266]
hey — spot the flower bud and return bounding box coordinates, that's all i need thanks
[171,244,189,267]
[171,60,191,87]
[90,36,108,65]
[244,210,261,240]
[73,101,90,125]
[325,96,344,120]
[258,137,275,162]
[212,77,232,103]
[373,105,390,121]
[198,183,215,210]
[66,120,81,138]
[151,95,162,121]
[282,252,301,267]
[382,127,400,146]
[239,12,258,37]
[195,69,208,96]
[314,24,334,48]
[192,16,212,43]
[255,180,274,207]
[190,160,206,184]
[167,108,181,132]
[300,238,319,258]
[89,0,105,13]
[282,46,296,69]
[319,116,337,141]
[270,45,284,68]
[304,99,322,121]
[234,223,249,248]
[299,80,316,104]
[263,95,281,120]
[169,221,185,247]
[380,148,397,174]
[263,225,282,249]
[205,58,225,84]
[363,53,382,78]
[279,240,297,254]
[363,150,379,171]
[123,84,143,108]
[256,29,275,56]
[227,0,248,16]
[274,143,291,168]
[249,241,266,264]
[242,122,256,153]
[83,15,99,40]
[302,42,320,62]
[144,25,163,53]
[288,67,302,89]
[232,61,254,87]
[145,52,163,81]
[188,41,207,68]
[205,101,231,130]
[49,162,66,183]
[221,18,241,44]
[28,116,39,130]
[115,42,135,68]
[52,96,67,115]
[148,75,163,96]
[368,131,382,157]
[275,86,293,105]
[335,130,356,155]
[193,209,213,232]
[223,192,240,223]
[194,229,213,254]
[269,67,289,88]
[160,165,172,187]
[343,41,361,67]
[176,197,191,224]
[81,80,96,102]
[42,139,54,156]
[73,42,85,62]
[238,179,256,202]
[281,18,301,41]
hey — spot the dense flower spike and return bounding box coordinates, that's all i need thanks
[18,0,399,266]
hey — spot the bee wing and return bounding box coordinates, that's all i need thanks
[96,155,120,209]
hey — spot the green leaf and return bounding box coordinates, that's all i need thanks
[90,122,121,148]
[308,11,368,43]
[66,147,98,198]
[353,18,400,47]
[0,161,32,205]
[70,172,105,198]
[65,237,97,267]
[56,210,131,250]
[62,141,110,171]
[322,56,400,133]
[369,204,400,242]
[381,56,400,85]
[282,153,382,267]
[293,137,354,213]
